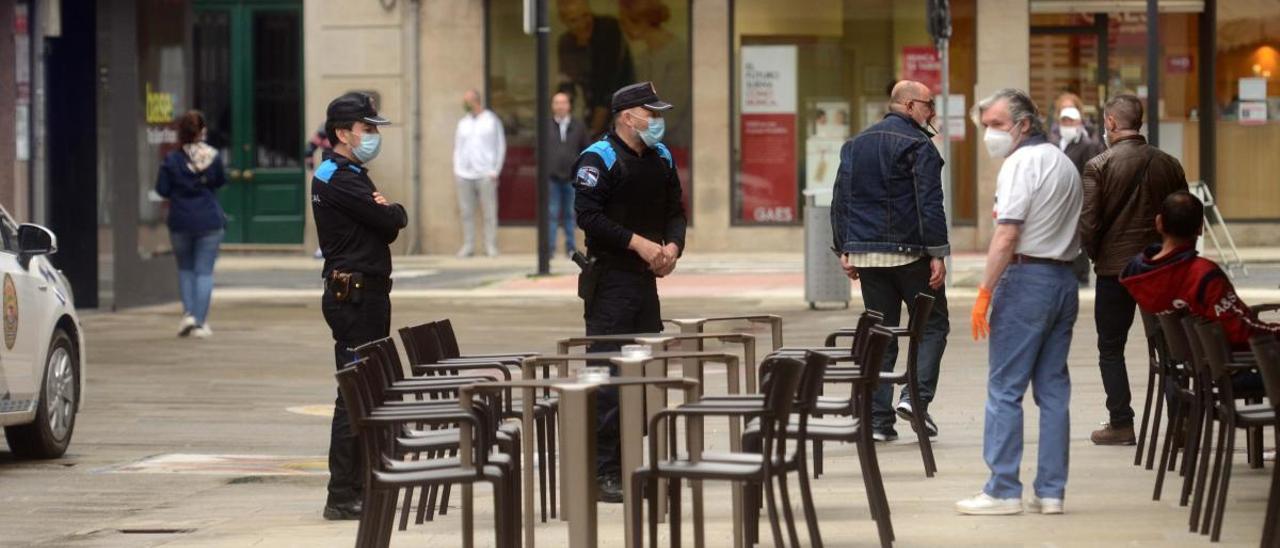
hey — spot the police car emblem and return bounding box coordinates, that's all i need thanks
[3,274,17,350]
[576,166,600,188]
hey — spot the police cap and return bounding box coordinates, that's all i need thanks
[610,81,673,114]
[326,92,391,127]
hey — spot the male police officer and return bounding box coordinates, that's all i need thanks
[312,92,407,520]
[574,81,687,503]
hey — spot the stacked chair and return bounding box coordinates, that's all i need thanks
[1246,334,1280,548]
[1142,308,1279,545]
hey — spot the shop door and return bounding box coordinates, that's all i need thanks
[193,1,304,244]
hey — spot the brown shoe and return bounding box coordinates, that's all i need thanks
[1091,423,1136,446]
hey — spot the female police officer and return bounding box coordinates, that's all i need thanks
[574,81,687,502]
[312,92,407,519]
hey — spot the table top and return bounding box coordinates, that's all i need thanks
[558,331,754,344]
[461,376,700,392]
[524,350,739,363]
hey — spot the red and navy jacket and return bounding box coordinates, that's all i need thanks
[1119,244,1280,350]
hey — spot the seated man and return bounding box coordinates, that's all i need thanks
[1119,190,1280,350]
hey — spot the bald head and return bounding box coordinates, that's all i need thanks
[890,80,935,129]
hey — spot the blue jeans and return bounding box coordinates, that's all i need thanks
[171,229,223,325]
[547,177,576,255]
[983,263,1078,500]
[857,258,950,430]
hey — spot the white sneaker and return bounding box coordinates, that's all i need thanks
[485,246,499,257]
[178,315,197,338]
[1026,496,1064,514]
[955,492,1023,515]
[456,246,474,258]
[191,325,213,339]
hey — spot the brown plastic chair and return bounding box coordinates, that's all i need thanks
[1246,334,1280,548]
[875,293,938,477]
[630,354,810,547]
[336,362,518,548]
[1193,320,1277,542]
[1152,311,1199,505]
[1135,312,1170,468]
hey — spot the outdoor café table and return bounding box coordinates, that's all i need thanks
[555,331,759,393]
[664,314,784,353]
[458,374,699,548]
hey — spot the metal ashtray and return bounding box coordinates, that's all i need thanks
[620,344,652,359]
[577,366,611,384]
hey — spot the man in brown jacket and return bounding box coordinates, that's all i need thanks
[1079,94,1188,445]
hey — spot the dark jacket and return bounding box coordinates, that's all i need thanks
[311,152,408,279]
[548,116,590,181]
[1061,135,1106,175]
[1120,244,1280,350]
[831,113,949,257]
[155,148,228,233]
[573,131,686,273]
[1079,135,1188,276]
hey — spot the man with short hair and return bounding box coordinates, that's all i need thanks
[547,91,590,258]
[960,88,1081,516]
[1120,191,1280,349]
[1079,94,1188,446]
[832,80,950,442]
[453,89,506,258]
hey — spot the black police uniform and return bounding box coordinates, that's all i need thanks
[312,137,406,507]
[573,110,686,478]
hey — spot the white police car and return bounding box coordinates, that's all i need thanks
[0,208,84,459]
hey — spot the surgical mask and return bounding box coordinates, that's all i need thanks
[351,132,382,163]
[637,117,665,148]
[1059,125,1080,143]
[984,128,1014,159]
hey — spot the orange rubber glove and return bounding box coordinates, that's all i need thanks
[971,286,993,340]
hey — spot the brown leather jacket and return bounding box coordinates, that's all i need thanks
[1079,134,1189,276]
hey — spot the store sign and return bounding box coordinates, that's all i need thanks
[740,45,798,224]
[902,46,941,94]
[1239,102,1268,125]
[1166,55,1193,74]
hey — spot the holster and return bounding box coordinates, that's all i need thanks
[573,251,602,310]
[328,271,366,304]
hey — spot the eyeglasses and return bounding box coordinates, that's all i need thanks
[906,99,936,112]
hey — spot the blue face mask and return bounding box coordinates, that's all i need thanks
[638,116,665,148]
[351,132,382,163]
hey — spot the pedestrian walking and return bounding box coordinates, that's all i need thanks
[574,81,686,503]
[831,80,950,442]
[959,88,1082,516]
[453,89,506,258]
[311,92,407,520]
[547,91,590,259]
[1079,94,1188,446]
[1051,103,1105,286]
[155,110,227,339]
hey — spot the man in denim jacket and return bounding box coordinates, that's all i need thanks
[832,80,950,441]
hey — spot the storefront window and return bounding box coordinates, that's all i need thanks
[136,0,190,258]
[1214,4,1280,220]
[487,0,693,225]
[732,0,976,226]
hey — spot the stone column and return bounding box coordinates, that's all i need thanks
[973,0,1029,248]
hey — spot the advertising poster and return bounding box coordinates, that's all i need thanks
[902,46,942,94]
[740,44,797,224]
[805,100,848,205]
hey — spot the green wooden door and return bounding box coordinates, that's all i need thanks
[193,0,304,244]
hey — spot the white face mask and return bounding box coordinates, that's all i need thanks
[1059,125,1080,143]
[984,128,1015,159]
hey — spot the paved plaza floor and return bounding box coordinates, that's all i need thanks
[1,264,1275,546]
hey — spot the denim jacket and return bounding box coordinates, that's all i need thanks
[831,112,949,258]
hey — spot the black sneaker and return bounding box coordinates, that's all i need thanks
[896,400,939,437]
[323,499,363,520]
[596,474,624,503]
[872,427,899,442]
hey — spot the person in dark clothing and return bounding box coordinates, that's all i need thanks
[155,110,228,339]
[1050,106,1106,286]
[547,91,591,258]
[557,0,636,137]
[311,92,407,521]
[574,81,686,503]
[1079,95,1188,446]
[832,80,950,442]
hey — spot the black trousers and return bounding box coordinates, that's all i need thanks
[856,258,950,430]
[583,268,661,477]
[321,284,392,505]
[1095,275,1137,428]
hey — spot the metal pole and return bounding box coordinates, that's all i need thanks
[1146,0,1160,147]
[940,37,952,283]
[1199,0,1216,193]
[407,0,423,254]
[535,0,551,275]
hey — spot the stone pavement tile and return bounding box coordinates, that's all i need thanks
[1,293,1272,546]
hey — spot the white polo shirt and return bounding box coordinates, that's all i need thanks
[993,138,1083,262]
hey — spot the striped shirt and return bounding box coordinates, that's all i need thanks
[845,252,918,269]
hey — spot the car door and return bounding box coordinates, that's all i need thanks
[0,211,45,409]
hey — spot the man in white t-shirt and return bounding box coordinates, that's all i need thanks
[957,88,1083,517]
[453,89,507,257]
